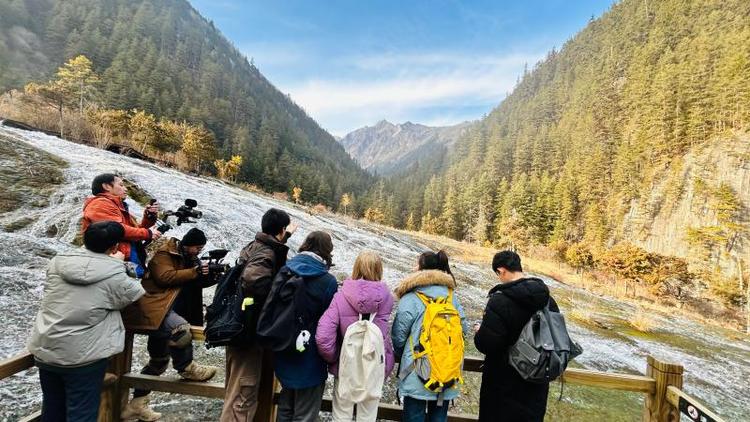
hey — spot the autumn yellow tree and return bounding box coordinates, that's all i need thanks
[56,55,99,116]
[88,108,129,148]
[364,207,386,224]
[405,212,416,231]
[23,55,100,138]
[129,109,158,153]
[340,193,352,215]
[215,155,243,182]
[420,211,442,235]
[181,124,217,173]
[292,186,302,204]
[153,119,183,153]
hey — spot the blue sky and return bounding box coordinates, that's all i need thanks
[190,0,614,136]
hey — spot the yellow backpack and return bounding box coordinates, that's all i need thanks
[407,289,464,394]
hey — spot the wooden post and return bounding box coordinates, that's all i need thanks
[642,356,683,422]
[97,373,118,422]
[102,331,134,422]
[254,350,278,422]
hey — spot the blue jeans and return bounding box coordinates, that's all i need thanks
[402,397,449,422]
[38,359,108,422]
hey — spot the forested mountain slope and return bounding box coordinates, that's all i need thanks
[360,0,750,297]
[0,0,371,204]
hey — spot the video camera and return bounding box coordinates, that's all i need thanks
[150,198,203,233]
[200,249,230,280]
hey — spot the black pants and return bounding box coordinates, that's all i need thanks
[276,383,325,422]
[133,310,194,398]
[38,359,108,422]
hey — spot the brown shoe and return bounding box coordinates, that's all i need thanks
[121,396,162,421]
[178,361,217,382]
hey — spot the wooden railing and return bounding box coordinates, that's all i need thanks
[1,327,725,422]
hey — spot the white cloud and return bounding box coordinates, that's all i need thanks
[281,51,543,135]
[347,52,537,71]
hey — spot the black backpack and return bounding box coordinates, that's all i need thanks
[508,302,582,383]
[255,268,312,352]
[204,261,247,348]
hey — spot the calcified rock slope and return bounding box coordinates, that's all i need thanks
[619,133,750,277]
[0,127,747,421]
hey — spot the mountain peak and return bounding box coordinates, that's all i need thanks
[339,120,473,175]
[374,119,393,128]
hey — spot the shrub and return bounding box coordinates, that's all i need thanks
[629,308,655,332]
[311,203,329,214]
[709,274,743,306]
[565,242,594,271]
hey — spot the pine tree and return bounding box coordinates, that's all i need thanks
[441,186,461,239]
[406,212,416,231]
[471,203,490,245]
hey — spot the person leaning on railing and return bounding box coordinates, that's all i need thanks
[391,251,466,422]
[221,208,297,422]
[27,221,145,422]
[316,250,396,422]
[120,228,220,421]
[268,231,338,422]
[474,250,559,422]
[82,173,162,278]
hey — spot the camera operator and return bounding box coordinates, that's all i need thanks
[121,228,218,421]
[82,173,162,278]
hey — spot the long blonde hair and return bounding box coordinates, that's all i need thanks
[352,251,383,281]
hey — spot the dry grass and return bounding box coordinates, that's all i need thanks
[0,91,98,141]
[389,227,747,331]
[568,304,594,324]
[629,309,656,332]
[311,204,330,214]
[272,192,289,201]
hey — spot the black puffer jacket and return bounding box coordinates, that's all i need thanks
[474,277,559,422]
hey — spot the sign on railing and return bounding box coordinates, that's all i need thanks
[666,386,725,422]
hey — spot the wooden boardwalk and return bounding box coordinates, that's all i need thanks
[1,326,724,422]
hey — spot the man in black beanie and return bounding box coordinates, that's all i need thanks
[121,228,218,421]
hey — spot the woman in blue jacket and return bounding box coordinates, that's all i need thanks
[272,231,338,422]
[392,251,466,422]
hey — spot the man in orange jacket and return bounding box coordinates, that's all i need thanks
[82,173,162,277]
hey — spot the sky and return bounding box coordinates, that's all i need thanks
[190,0,614,137]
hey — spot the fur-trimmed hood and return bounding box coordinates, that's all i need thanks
[394,270,456,298]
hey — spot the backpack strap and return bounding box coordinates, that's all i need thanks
[415,291,433,306]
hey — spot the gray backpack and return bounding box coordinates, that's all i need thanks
[508,302,582,384]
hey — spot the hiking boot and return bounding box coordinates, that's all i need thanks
[121,396,162,421]
[178,361,217,382]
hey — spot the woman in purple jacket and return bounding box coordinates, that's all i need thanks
[316,251,395,421]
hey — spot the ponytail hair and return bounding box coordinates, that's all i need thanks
[417,249,454,279]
